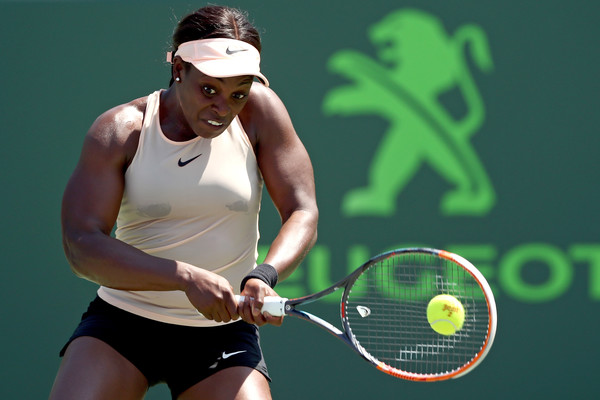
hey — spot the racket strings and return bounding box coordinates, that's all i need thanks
[343,252,491,378]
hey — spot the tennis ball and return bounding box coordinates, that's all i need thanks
[427,294,465,336]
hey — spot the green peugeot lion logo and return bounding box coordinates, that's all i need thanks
[323,9,496,217]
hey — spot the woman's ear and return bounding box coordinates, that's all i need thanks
[171,56,186,83]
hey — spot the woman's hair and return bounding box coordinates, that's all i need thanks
[169,5,262,86]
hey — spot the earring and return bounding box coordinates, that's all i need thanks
[175,77,181,82]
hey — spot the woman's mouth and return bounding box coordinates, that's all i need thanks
[207,119,223,127]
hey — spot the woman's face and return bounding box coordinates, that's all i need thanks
[175,63,254,139]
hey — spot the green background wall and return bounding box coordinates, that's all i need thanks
[1,1,598,398]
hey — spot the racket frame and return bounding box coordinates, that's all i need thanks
[254,247,498,381]
[340,248,498,381]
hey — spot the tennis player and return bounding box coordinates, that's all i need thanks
[49,5,318,400]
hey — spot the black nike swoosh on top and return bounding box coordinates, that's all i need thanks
[178,154,202,167]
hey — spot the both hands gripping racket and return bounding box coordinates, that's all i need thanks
[238,248,497,381]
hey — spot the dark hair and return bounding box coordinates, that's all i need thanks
[169,6,262,86]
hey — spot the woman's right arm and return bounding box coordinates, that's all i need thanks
[61,102,238,322]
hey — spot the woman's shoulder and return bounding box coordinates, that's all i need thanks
[239,83,290,144]
[243,83,283,112]
[83,94,151,164]
[91,96,148,139]
[84,95,152,151]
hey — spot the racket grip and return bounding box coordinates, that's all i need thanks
[235,295,288,317]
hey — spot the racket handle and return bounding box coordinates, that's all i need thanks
[235,295,288,317]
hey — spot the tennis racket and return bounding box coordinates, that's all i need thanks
[238,247,497,381]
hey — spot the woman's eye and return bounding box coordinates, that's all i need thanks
[202,86,217,95]
[233,93,248,100]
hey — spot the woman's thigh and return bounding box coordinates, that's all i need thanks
[178,366,271,400]
[49,336,148,400]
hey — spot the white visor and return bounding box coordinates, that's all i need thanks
[167,38,269,86]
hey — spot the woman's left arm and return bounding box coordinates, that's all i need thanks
[238,83,319,323]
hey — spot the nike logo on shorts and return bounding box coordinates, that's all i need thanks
[209,350,247,369]
[222,350,247,359]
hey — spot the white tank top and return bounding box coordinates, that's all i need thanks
[97,90,263,326]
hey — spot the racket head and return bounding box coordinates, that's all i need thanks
[340,248,497,381]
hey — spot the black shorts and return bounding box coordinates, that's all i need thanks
[60,296,270,398]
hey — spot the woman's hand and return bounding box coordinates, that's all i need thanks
[237,278,284,327]
[182,266,239,323]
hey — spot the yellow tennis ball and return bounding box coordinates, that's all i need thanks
[427,294,465,336]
